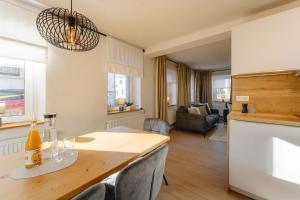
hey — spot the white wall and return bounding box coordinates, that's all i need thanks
[232,6,300,75]
[142,56,156,118]
[0,2,156,139]
[46,44,107,136]
[47,48,156,137]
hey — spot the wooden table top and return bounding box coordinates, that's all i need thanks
[0,126,170,200]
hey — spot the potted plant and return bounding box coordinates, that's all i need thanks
[125,102,134,111]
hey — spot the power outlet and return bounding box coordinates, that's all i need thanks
[236,96,249,102]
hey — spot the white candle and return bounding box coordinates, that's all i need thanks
[0,102,5,114]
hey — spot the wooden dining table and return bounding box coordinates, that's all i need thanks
[0,126,170,200]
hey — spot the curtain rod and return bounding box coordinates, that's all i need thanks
[167,58,179,64]
[211,68,231,72]
[107,36,145,52]
[166,58,231,71]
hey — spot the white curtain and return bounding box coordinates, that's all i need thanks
[0,1,47,63]
[0,1,46,46]
[0,38,47,63]
[106,37,144,77]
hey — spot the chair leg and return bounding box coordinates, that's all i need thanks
[163,174,169,186]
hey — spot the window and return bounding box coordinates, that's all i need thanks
[167,62,177,106]
[107,73,130,106]
[212,72,231,102]
[0,57,46,123]
[0,58,25,117]
[107,73,141,112]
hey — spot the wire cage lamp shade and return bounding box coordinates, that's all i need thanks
[36,1,105,51]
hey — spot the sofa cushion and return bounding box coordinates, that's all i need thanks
[205,103,211,114]
[188,107,201,115]
[198,106,208,116]
[177,105,188,113]
[192,103,211,114]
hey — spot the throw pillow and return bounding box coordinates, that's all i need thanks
[205,103,211,114]
[191,106,201,114]
[199,105,208,116]
[188,107,201,115]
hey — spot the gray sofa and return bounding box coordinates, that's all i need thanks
[175,105,219,134]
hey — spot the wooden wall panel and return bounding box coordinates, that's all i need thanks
[232,70,300,115]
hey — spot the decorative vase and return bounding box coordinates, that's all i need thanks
[242,103,248,113]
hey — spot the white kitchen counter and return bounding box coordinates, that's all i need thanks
[229,119,300,200]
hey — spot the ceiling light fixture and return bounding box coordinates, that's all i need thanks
[36,0,106,51]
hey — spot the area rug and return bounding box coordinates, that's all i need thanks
[208,125,227,143]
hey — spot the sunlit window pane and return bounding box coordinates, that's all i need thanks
[107,73,130,106]
[0,57,25,117]
[212,74,231,102]
[167,67,177,106]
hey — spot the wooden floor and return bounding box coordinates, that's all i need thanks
[157,124,251,200]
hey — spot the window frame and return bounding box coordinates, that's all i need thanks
[107,72,141,113]
[212,73,231,103]
[0,57,46,124]
[167,64,178,106]
[107,73,131,106]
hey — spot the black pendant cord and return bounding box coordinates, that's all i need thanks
[69,0,106,37]
[93,29,107,37]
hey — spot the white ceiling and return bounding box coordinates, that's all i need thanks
[168,39,231,70]
[30,0,297,70]
[34,0,294,49]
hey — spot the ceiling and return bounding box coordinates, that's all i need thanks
[168,39,231,70]
[34,0,294,49]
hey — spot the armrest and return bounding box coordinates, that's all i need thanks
[210,108,219,115]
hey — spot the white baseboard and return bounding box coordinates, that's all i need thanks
[230,185,266,200]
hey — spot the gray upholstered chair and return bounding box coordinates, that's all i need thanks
[102,144,169,200]
[72,182,105,200]
[143,118,170,136]
[143,118,170,185]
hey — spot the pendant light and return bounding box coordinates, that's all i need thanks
[36,0,106,51]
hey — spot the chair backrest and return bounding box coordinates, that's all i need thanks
[72,182,105,200]
[143,118,170,135]
[115,144,169,200]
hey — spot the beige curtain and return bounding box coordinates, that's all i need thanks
[155,56,168,121]
[177,63,191,106]
[195,71,212,106]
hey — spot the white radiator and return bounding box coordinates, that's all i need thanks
[0,137,26,155]
[106,114,146,130]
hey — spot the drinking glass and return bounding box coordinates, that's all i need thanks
[63,136,75,156]
[55,141,64,162]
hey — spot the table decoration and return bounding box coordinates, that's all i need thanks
[10,149,78,180]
